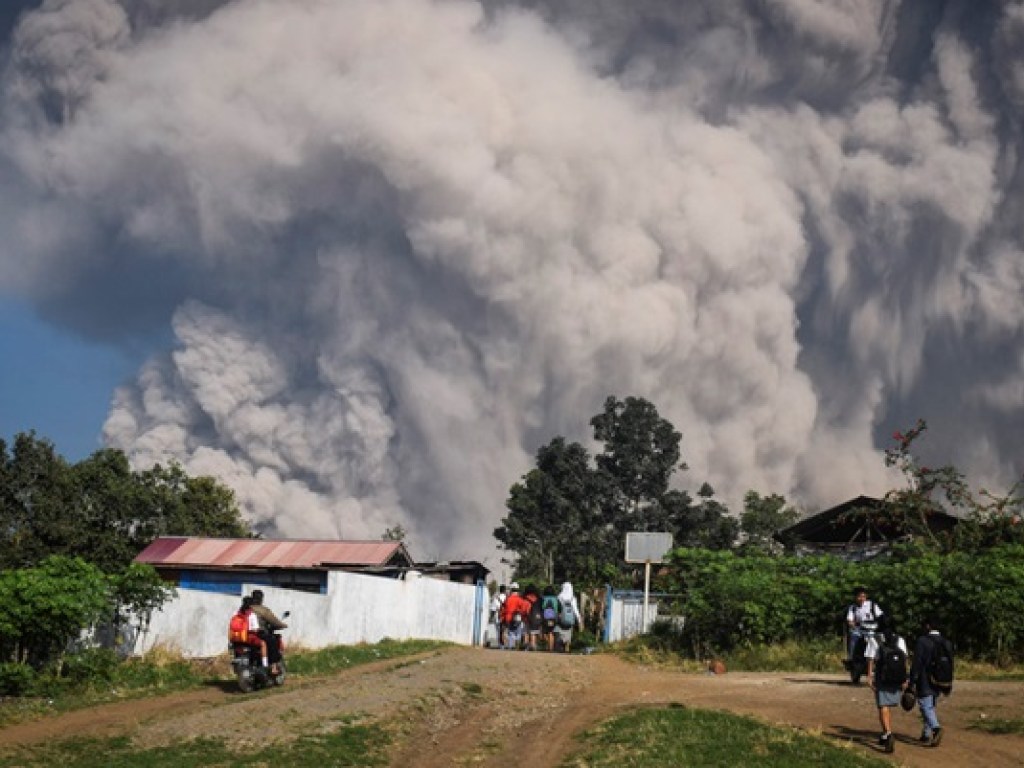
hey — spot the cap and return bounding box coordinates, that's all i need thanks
[509,581,519,590]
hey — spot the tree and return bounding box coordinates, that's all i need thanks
[381,524,408,542]
[740,491,799,553]
[678,483,738,550]
[0,431,252,574]
[590,395,684,524]
[883,420,1024,552]
[496,396,730,587]
[495,437,607,585]
[0,432,77,569]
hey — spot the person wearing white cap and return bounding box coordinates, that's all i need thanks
[555,582,582,653]
[500,582,530,650]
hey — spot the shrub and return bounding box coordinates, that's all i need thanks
[0,662,37,696]
[61,648,119,685]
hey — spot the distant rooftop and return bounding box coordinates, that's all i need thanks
[135,536,413,570]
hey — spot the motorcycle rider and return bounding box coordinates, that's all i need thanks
[250,589,288,674]
[846,586,883,663]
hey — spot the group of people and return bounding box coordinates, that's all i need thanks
[489,581,582,653]
[846,586,956,754]
[231,589,289,674]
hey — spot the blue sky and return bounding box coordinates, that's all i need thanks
[0,298,149,461]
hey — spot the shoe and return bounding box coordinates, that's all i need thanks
[884,734,895,754]
[877,733,887,745]
[930,728,943,747]
[919,732,932,744]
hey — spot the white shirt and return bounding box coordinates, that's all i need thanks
[847,600,882,628]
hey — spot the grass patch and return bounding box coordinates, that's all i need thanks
[284,637,447,677]
[0,719,389,768]
[968,716,1024,735]
[561,706,887,768]
[610,636,1024,678]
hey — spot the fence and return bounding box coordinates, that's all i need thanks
[131,569,488,658]
[602,587,684,643]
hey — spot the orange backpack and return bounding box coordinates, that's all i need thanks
[228,611,249,643]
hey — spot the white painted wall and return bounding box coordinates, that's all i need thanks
[605,593,661,643]
[134,570,486,658]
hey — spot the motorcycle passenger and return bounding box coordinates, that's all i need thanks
[235,596,267,667]
[250,589,287,674]
[846,586,883,662]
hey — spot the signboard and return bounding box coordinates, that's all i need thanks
[625,532,674,564]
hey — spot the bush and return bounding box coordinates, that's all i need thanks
[660,545,1024,661]
[0,662,37,696]
[61,648,119,685]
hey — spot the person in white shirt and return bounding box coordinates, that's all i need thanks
[846,586,882,660]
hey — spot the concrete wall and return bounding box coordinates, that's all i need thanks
[134,570,486,658]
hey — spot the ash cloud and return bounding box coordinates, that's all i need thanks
[0,0,1021,560]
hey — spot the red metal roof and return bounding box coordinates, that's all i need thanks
[134,537,409,569]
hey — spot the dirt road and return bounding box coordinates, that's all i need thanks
[2,647,1022,767]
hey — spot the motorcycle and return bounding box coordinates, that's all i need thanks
[842,622,877,685]
[230,611,289,693]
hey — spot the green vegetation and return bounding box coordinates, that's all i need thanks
[284,638,447,677]
[0,432,252,575]
[652,545,1024,662]
[0,718,388,768]
[561,706,887,768]
[495,396,740,588]
[969,716,1024,735]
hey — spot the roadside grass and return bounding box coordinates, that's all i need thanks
[560,705,888,768]
[968,716,1024,735]
[0,639,448,727]
[611,635,1024,678]
[0,715,388,768]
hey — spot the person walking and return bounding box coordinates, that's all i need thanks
[489,585,507,648]
[908,616,954,747]
[555,582,582,653]
[524,585,543,651]
[866,615,909,753]
[501,582,530,650]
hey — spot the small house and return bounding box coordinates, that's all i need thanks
[775,495,960,560]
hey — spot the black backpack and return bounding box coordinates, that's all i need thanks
[927,636,955,694]
[528,598,544,627]
[875,636,908,686]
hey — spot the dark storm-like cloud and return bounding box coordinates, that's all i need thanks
[0,0,1020,559]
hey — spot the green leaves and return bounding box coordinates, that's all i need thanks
[0,431,253,574]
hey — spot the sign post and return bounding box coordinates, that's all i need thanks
[625,532,674,631]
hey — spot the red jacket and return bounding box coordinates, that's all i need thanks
[501,593,531,625]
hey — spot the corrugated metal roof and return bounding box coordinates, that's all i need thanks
[134,537,408,569]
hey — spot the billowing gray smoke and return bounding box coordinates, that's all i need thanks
[1,0,1021,560]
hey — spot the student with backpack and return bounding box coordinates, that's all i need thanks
[555,582,582,653]
[540,585,560,651]
[865,615,908,754]
[501,583,530,650]
[524,585,543,651]
[908,616,954,747]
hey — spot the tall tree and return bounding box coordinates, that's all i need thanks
[0,432,252,573]
[495,437,608,585]
[590,395,684,533]
[740,491,799,553]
